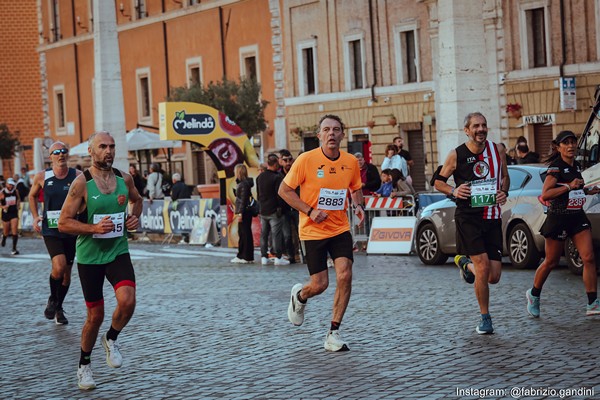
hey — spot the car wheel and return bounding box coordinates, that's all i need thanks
[508,222,541,269]
[564,237,583,276]
[416,223,448,265]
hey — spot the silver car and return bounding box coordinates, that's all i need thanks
[415,165,547,269]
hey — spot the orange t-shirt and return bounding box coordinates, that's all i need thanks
[283,148,362,240]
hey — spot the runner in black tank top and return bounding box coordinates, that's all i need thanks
[29,142,82,325]
[434,112,510,335]
[526,130,600,318]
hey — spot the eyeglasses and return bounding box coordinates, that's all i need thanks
[51,148,69,155]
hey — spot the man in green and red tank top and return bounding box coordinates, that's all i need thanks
[58,131,143,391]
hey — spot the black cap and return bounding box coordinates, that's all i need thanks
[554,130,577,144]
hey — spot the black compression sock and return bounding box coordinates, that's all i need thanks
[330,321,341,331]
[79,349,92,366]
[49,275,61,300]
[106,326,121,342]
[12,234,17,250]
[57,283,70,308]
[587,292,597,305]
[531,287,541,297]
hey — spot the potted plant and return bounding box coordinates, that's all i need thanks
[290,127,300,135]
[388,114,397,127]
[366,120,376,129]
[506,103,522,119]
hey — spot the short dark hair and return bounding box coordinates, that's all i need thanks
[279,149,292,158]
[267,153,279,167]
[516,144,529,153]
[318,114,345,131]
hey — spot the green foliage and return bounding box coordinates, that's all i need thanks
[168,77,269,136]
[0,124,19,160]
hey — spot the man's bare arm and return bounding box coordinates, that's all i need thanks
[58,175,101,236]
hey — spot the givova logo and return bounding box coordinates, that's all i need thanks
[172,110,215,135]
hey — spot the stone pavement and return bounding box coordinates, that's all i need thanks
[1,237,599,399]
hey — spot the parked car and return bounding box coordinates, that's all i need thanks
[564,195,600,275]
[415,165,547,269]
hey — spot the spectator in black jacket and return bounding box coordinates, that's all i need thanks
[231,164,254,264]
[354,152,381,196]
[516,143,540,164]
[279,149,300,263]
[257,153,289,266]
[129,164,147,197]
[171,173,192,244]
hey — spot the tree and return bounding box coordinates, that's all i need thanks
[0,124,19,160]
[168,77,269,137]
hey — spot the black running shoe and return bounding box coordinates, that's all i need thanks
[11,250,19,255]
[44,297,57,320]
[55,308,68,325]
[454,255,475,284]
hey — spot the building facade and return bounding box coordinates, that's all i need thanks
[0,1,44,176]
[34,0,600,191]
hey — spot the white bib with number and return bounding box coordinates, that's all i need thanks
[567,189,586,210]
[5,196,16,206]
[317,188,347,210]
[46,210,61,229]
[470,178,497,208]
[92,212,125,239]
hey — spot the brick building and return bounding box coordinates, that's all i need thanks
[0,1,44,177]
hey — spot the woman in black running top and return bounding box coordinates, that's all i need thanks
[526,130,600,318]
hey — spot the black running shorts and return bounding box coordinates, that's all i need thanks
[302,231,354,275]
[455,214,502,261]
[540,212,591,241]
[43,236,77,265]
[1,210,18,222]
[77,253,136,307]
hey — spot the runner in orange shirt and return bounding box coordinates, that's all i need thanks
[279,114,365,351]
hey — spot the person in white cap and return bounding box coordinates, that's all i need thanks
[1,177,21,255]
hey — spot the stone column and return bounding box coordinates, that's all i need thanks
[433,0,497,160]
[93,1,128,171]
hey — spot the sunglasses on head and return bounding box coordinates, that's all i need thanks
[51,148,69,155]
[281,157,293,162]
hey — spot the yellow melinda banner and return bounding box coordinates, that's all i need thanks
[159,102,259,176]
[159,102,260,248]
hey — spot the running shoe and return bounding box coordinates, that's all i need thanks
[454,255,475,284]
[526,289,540,318]
[101,333,123,368]
[274,257,290,266]
[261,257,271,265]
[586,299,600,316]
[324,330,350,352]
[230,257,247,264]
[1,235,5,247]
[327,258,334,268]
[11,250,19,255]
[55,307,68,325]
[475,314,494,335]
[287,283,305,326]
[77,364,96,390]
[44,296,57,320]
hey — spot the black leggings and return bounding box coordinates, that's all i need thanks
[237,211,254,261]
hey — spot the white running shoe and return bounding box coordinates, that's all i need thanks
[230,257,246,264]
[324,330,350,352]
[327,258,334,268]
[101,333,123,368]
[261,257,271,265]
[77,364,96,390]
[274,257,290,266]
[287,283,305,326]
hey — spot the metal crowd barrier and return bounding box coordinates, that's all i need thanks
[350,195,416,243]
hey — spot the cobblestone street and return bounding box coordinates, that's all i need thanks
[1,237,599,399]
